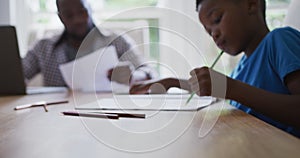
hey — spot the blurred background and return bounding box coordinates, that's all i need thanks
[0,0,295,80]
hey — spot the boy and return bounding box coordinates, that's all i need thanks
[130,0,300,137]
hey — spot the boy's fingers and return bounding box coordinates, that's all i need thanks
[190,66,209,75]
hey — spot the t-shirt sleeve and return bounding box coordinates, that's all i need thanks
[269,27,300,83]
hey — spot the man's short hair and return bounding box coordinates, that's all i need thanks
[196,0,266,19]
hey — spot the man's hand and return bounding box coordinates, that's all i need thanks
[107,62,133,85]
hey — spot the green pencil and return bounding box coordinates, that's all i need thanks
[185,51,224,105]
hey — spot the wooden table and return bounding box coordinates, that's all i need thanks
[0,91,299,158]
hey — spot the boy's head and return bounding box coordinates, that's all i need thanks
[196,0,266,19]
[195,0,268,56]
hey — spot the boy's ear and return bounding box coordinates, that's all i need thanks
[246,0,260,15]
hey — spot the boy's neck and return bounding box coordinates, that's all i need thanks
[244,26,270,57]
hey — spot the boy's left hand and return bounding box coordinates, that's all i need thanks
[188,66,227,98]
[130,79,169,94]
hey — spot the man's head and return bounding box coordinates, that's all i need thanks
[57,0,94,40]
[195,0,268,56]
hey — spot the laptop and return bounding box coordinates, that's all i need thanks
[0,26,67,95]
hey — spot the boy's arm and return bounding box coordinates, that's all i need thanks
[285,70,300,94]
[227,71,300,130]
[189,67,300,130]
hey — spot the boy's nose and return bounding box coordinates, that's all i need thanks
[211,31,220,41]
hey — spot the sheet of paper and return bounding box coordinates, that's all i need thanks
[75,95,217,111]
[59,46,125,92]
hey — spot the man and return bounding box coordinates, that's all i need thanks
[22,0,156,87]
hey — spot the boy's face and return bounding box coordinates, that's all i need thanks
[198,0,257,55]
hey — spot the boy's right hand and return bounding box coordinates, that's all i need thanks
[189,67,227,98]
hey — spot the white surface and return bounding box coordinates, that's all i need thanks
[59,46,120,92]
[26,86,68,94]
[76,94,216,111]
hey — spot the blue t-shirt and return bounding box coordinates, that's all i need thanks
[230,27,300,137]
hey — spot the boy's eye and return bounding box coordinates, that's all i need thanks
[213,15,222,24]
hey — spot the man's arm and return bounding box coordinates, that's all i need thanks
[22,43,42,81]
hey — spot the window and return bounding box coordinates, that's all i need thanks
[29,0,159,24]
[99,0,157,10]
[266,0,291,30]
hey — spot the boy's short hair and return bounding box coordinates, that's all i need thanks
[196,0,266,20]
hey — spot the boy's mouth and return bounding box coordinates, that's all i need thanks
[216,40,225,50]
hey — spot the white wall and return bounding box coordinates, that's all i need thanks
[157,0,219,78]
[0,0,32,57]
[0,0,16,25]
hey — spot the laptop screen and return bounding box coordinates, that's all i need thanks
[0,26,26,95]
